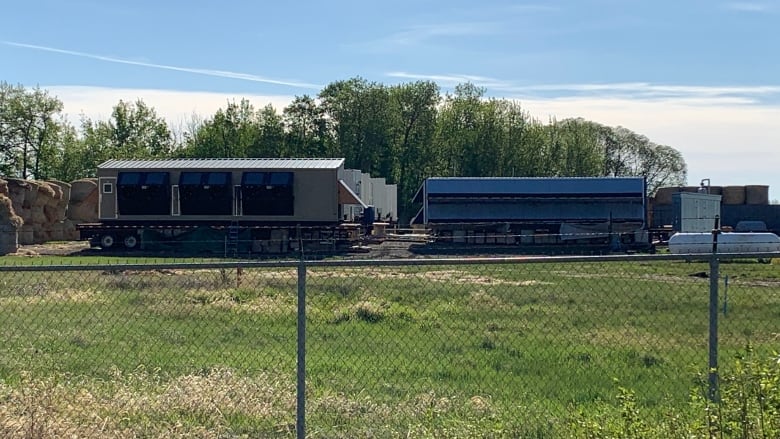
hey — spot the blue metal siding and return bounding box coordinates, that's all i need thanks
[420,177,646,224]
[425,177,645,196]
[427,199,645,223]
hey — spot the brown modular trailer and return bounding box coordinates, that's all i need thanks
[81,158,368,254]
[96,158,345,222]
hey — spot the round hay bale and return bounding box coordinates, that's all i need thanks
[32,223,49,244]
[62,219,80,240]
[47,179,71,198]
[722,186,746,205]
[69,178,98,203]
[29,180,56,208]
[43,182,61,206]
[0,224,19,255]
[0,195,23,227]
[47,179,71,213]
[30,205,48,226]
[653,187,678,205]
[745,185,769,205]
[18,224,35,245]
[708,186,723,195]
[5,178,29,212]
[37,225,52,242]
[18,207,32,223]
[24,180,40,208]
[43,182,61,216]
[682,186,700,193]
[46,222,66,241]
[44,204,64,223]
[39,181,66,223]
[67,189,99,222]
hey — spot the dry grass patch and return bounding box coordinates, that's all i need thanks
[312,268,548,287]
[0,367,295,438]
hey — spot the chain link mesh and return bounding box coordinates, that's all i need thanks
[0,254,778,437]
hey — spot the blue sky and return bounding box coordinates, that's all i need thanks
[2,0,780,200]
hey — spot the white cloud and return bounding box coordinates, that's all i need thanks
[3,41,322,89]
[386,71,513,89]
[47,86,295,128]
[387,73,780,103]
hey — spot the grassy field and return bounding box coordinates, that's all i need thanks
[0,255,778,437]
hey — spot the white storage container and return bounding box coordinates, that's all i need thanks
[668,232,780,254]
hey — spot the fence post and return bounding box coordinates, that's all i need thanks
[708,216,721,402]
[296,257,307,438]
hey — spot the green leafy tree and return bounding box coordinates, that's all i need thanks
[319,78,392,174]
[491,100,532,177]
[80,99,173,167]
[110,99,173,157]
[249,104,286,157]
[0,82,25,175]
[607,126,687,194]
[283,95,332,158]
[0,83,65,179]
[552,118,605,177]
[387,81,441,222]
[179,99,257,158]
[43,123,85,181]
[434,83,486,176]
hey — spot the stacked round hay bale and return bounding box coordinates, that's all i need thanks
[5,178,29,221]
[45,179,76,240]
[45,179,70,222]
[722,186,746,205]
[5,178,35,244]
[4,178,72,244]
[31,180,58,243]
[67,178,99,228]
[745,185,769,205]
[0,178,24,254]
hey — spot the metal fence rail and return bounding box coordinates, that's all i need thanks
[0,252,779,438]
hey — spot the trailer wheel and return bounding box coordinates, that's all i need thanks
[123,234,139,249]
[100,234,116,249]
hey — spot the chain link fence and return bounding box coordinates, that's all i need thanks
[1,253,779,437]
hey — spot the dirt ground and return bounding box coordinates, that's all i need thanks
[12,241,93,256]
[10,238,551,259]
[10,240,423,259]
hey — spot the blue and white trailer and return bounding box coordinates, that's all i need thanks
[411,176,649,250]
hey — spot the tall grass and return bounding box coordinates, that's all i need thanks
[0,257,778,436]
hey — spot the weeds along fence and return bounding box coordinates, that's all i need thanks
[1,252,779,438]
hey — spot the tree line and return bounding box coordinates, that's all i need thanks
[0,79,687,222]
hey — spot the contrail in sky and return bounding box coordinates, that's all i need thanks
[3,41,321,89]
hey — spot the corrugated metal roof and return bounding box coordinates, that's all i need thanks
[424,177,645,196]
[98,158,345,170]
